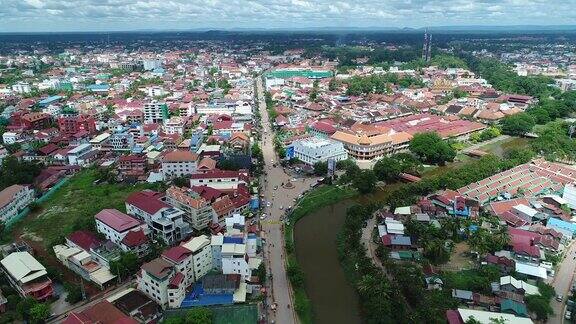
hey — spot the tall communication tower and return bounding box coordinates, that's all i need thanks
[422,30,432,62]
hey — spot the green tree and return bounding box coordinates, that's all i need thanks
[64,283,84,303]
[373,157,402,181]
[255,262,267,284]
[409,132,456,165]
[110,252,139,279]
[353,170,376,194]
[313,161,328,176]
[29,302,50,323]
[185,307,213,324]
[500,113,535,136]
[525,295,553,320]
[287,263,305,288]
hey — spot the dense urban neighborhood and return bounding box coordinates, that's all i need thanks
[0,27,576,324]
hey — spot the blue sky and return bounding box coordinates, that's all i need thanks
[1,0,575,32]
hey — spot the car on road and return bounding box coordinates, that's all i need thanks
[556,294,564,302]
[566,310,572,320]
[260,214,267,220]
[266,201,271,207]
[274,185,278,190]
[279,206,283,210]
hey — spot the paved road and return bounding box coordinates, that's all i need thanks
[256,77,317,324]
[548,241,576,324]
[48,280,135,323]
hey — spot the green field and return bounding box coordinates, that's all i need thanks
[15,169,161,247]
[212,305,259,324]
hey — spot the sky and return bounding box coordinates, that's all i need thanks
[1,0,576,32]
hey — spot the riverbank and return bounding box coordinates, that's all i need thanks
[284,185,357,324]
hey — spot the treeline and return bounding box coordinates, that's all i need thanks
[345,74,424,96]
[0,156,43,192]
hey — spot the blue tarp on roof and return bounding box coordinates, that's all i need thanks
[38,95,62,106]
[180,283,234,308]
[223,237,243,244]
[250,198,260,210]
[547,217,576,234]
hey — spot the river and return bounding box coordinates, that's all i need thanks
[294,199,362,324]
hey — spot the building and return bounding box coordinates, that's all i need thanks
[331,129,412,161]
[63,300,138,324]
[53,244,116,289]
[21,112,51,130]
[290,137,348,165]
[164,117,186,135]
[0,185,35,222]
[165,186,215,231]
[181,235,213,282]
[143,59,162,71]
[58,115,97,136]
[161,246,195,288]
[111,289,163,324]
[67,143,93,165]
[95,209,146,245]
[0,252,53,300]
[143,101,168,124]
[126,190,192,244]
[161,150,199,180]
[137,258,185,308]
[108,131,135,152]
[190,169,249,190]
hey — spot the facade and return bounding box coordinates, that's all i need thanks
[331,130,412,161]
[137,258,185,309]
[0,185,35,222]
[0,252,54,300]
[58,115,97,136]
[161,150,199,180]
[108,132,135,152]
[181,235,213,282]
[126,190,191,245]
[95,209,146,245]
[21,112,51,130]
[165,186,215,231]
[291,137,348,165]
[143,101,168,124]
[163,117,186,135]
[67,143,93,165]
[190,170,249,190]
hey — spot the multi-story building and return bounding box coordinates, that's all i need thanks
[137,258,185,309]
[190,169,249,190]
[143,59,162,71]
[58,115,97,136]
[126,191,192,245]
[290,137,348,165]
[165,186,215,231]
[67,143,93,165]
[161,246,194,288]
[0,185,35,223]
[95,209,147,245]
[161,150,199,180]
[181,235,213,282]
[331,130,412,161]
[108,131,135,152]
[0,252,53,300]
[163,117,186,135]
[11,82,31,94]
[143,101,168,124]
[21,112,52,130]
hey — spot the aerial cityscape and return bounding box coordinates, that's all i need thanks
[1,2,576,324]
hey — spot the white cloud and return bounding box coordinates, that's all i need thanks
[0,0,575,32]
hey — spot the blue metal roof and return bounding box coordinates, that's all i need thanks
[38,95,62,105]
[223,237,244,244]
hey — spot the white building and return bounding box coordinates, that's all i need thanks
[144,101,167,124]
[143,59,162,71]
[563,183,576,209]
[0,185,35,222]
[181,235,213,282]
[146,86,166,98]
[138,257,185,309]
[292,137,348,165]
[189,170,248,190]
[95,209,147,245]
[2,132,21,145]
[163,117,186,135]
[125,190,191,245]
[161,150,199,180]
[12,82,31,94]
[67,143,93,165]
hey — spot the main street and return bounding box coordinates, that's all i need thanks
[548,241,576,324]
[255,77,317,324]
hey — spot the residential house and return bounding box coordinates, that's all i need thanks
[189,169,249,191]
[95,209,147,246]
[137,258,185,308]
[0,252,53,300]
[161,150,199,180]
[181,235,213,282]
[63,300,138,324]
[0,184,35,222]
[165,186,215,231]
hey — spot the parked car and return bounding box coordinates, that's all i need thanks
[556,294,564,302]
[565,310,572,320]
[260,214,267,220]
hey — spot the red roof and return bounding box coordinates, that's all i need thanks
[126,191,169,215]
[446,310,464,324]
[312,121,336,134]
[95,209,141,233]
[67,230,102,251]
[169,272,185,288]
[162,245,192,263]
[191,185,225,202]
[121,229,149,247]
[63,300,138,324]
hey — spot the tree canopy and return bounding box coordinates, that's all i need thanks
[500,113,535,136]
[409,132,456,165]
